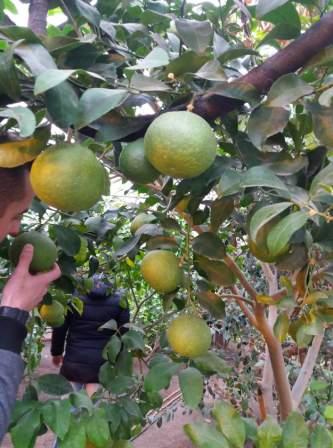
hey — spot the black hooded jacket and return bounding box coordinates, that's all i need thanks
[51,279,130,383]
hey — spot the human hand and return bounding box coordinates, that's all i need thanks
[52,355,63,367]
[1,244,61,312]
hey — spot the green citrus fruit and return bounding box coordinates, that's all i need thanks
[144,111,217,179]
[74,236,88,265]
[119,138,160,184]
[130,213,155,234]
[140,250,182,293]
[30,144,106,212]
[40,301,65,328]
[9,231,57,273]
[167,314,211,358]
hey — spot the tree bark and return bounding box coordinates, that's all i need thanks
[28,0,48,35]
[193,10,333,120]
[291,334,324,408]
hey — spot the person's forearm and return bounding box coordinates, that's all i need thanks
[0,317,27,441]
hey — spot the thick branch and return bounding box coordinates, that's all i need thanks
[291,334,324,408]
[28,0,48,35]
[193,10,333,120]
[255,304,293,420]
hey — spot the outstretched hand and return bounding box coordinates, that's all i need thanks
[1,244,61,312]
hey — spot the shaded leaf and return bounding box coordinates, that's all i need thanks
[37,374,73,396]
[266,74,313,108]
[0,46,20,100]
[85,410,111,448]
[184,422,230,448]
[248,106,290,148]
[209,81,259,103]
[192,232,225,260]
[129,47,169,70]
[58,417,86,448]
[175,19,212,53]
[11,407,41,448]
[267,211,308,257]
[75,0,100,26]
[129,73,170,92]
[210,197,234,233]
[308,102,333,148]
[76,88,128,128]
[249,202,292,241]
[273,313,289,343]
[15,43,56,75]
[45,82,79,129]
[218,48,259,65]
[196,290,226,318]
[52,225,81,256]
[310,162,333,197]
[34,69,76,95]
[41,400,71,440]
[179,367,204,409]
[310,424,332,448]
[144,359,179,392]
[256,0,289,17]
[282,412,309,448]
[0,107,36,138]
[193,351,231,376]
[212,401,246,448]
[242,166,288,191]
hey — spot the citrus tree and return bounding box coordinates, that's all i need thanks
[1,0,333,447]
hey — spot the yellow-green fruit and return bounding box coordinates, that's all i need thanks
[140,250,182,293]
[167,314,211,358]
[144,111,217,179]
[40,301,65,328]
[9,231,57,273]
[130,213,155,234]
[119,138,160,184]
[74,237,88,265]
[30,144,106,212]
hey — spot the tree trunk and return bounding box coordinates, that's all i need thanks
[28,0,48,35]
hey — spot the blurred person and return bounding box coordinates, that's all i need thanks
[0,165,61,441]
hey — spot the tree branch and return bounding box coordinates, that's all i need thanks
[193,10,333,121]
[291,334,324,408]
[224,254,257,300]
[28,0,48,35]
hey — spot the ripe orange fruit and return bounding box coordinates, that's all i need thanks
[144,111,217,178]
[140,250,182,293]
[40,301,65,328]
[30,144,107,212]
[167,314,211,358]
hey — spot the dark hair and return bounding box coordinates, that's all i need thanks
[0,164,31,216]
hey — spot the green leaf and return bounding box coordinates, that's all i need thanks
[52,225,81,256]
[218,48,259,65]
[196,289,226,318]
[41,399,71,440]
[273,312,289,343]
[37,374,73,396]
[193,351,231,376]
[15,43,56,75]
[122,330,145,352]
[179,367,204,409]
[70,391,93,414]
[184,422,230,448]
[0,106,36,138]
[166,51,209,76]
[175,19,212,53]
[307,102,333,148]
[209,81,260,103]
[34,69,76,95]
[282,412,309,448]
[103,335,122,363]
[195,255,236,288]
[194,60,226,82]
[249,202,292,241]
[266,211,308,257]
[248,106,290,148]
[144,359,179,392]
[310,425,333,448]
[85,410,111,448]
[256,0,289,17]
[76,88,128,129]
[310,163,333,197]
[212,401,246,448]
[0,46,20,100]
[242,166,288,191]
[258,416,282,448]
[266,74,313,108]
[129,47,169,70]
[75,0,100,26]
[129,73,170,92]
[192,232,226,260]
[45,82,79,129]
[58,417,86,448]
[11,407,41,448]
[324,405,333,424]
[0,26,41,43]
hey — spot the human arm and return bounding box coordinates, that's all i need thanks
[0,245,60,441]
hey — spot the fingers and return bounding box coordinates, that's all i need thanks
[15,244,34,274]
[38,263,61,283]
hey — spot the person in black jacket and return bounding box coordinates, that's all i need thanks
[51,273,130,395]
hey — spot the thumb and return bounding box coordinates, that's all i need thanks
[16,244,34,273]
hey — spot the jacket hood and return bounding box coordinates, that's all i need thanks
[87,274,113,299]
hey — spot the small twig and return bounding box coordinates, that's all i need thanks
[224,254,257,300]
[231,286,258,327]
[132,291,156,322]
[218,293,253,306]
